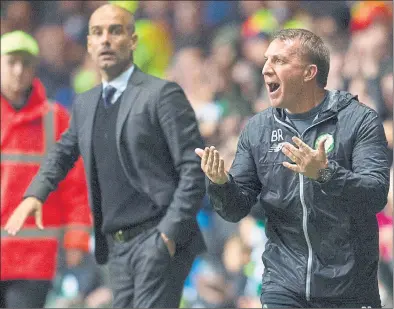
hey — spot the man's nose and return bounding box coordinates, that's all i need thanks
[100,31,111,46]
[13,62,24,77]
[262,62,273,77]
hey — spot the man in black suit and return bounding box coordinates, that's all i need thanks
[5,4,206,308]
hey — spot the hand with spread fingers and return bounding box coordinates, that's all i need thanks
[281,136,328,180]
[195,146,229,185]
[4,197,44,236]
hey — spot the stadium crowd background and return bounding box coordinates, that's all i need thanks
[1,1,392,308]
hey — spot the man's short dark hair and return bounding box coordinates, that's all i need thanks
[272,29,330,88]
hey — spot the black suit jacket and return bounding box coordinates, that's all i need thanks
[26,66,207,264]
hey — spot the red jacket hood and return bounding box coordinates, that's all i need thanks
[1,78,52,147]
[1,78,50,123]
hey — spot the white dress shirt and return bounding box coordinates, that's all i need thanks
[101,65,135,104]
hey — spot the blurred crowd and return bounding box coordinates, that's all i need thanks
[1,1,393,308]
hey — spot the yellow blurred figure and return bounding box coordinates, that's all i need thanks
[134,20,173,78]
[109,1,173,78]
[109,0,139,13]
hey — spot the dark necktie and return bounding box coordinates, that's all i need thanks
[103,85,117,108]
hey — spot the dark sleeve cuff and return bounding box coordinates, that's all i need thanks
[157,217,199,246]
[207,174,232,189]
[206,174,235,209]
[23,183,51,204]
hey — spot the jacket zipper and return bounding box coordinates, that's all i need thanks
[273,113,336,301]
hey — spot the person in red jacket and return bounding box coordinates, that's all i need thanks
[0,31,92,308]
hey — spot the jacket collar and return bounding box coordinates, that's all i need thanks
[101,64,135,90]
[322,90,358,113]
[1,78,50,122]
[273,89,358,121]
[87,65,146,99]
[125,65,145,87]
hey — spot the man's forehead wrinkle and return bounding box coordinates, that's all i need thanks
[287,49,300,58]
[265,40,301,60]
[264,51,288,59]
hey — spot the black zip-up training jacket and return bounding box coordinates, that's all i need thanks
[208,90,390,304]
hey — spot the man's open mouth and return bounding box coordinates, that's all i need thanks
[99,51,115,57]
[267,82,280,93]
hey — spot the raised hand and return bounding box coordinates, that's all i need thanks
[281,136,328,180]
[4,197,44,235]
[195,146,229,185]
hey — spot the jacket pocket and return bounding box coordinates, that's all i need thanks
[258,160,298,210]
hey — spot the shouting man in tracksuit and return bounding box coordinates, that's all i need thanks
[196,29,390,308]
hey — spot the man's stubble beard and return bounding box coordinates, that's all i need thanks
[99,57,133,80]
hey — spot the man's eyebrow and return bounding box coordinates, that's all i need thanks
[264,55,285,60]
[109,24,124,29]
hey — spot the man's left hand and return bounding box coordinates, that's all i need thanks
[281,136,328,180]
[160,233,176,257]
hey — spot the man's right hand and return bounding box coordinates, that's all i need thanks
[195,146,229,185]
[4,197,44,235]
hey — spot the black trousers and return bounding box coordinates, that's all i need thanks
[107,227,195,308]
[261,291,382,308]
[0,280,52,308]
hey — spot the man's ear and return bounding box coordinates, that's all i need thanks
[130,33,138,51]
[304,64,318,82]
[87,35,94,55]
